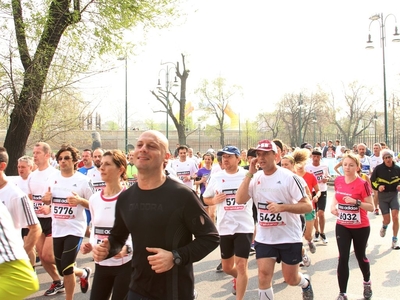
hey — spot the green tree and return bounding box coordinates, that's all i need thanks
[1,0,178,174]
[196,77,242,148]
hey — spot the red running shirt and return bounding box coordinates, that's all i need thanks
[334,176,372,228]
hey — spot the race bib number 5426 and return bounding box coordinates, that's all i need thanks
[258,202,286,227]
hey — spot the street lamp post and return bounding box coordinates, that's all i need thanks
[118,56,128,154]
[198,122,201,152]
[298,94,303,147]
[374,111,378,143]
[390,96,399,152]
[366,13,400,146]
[157,63,178,140]
[312,113,317,146]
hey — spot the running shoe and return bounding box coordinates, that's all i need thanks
[363,281,372,299]
[80,267,91,293]
[216,262,223,273]
[232,278,237,295]
[336,293,348,300]
[380,226,387,237]
[301,251,311,267]
[308,241,316,254]
[44,281,65,296]
[250,242,255,252]
[302,274,313,300]
[392,239,400,250]
[320,233,328,244]
[193,289,198,299]
[313,232,319,242]
[374,208,379,215]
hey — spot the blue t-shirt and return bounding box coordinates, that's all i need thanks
[78,166,94,175]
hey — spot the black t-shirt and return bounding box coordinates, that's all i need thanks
[108,177,219,300]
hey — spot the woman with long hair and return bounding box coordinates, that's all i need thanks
[292,149,321,255]
[331,153,374,300]
[281,150,317,267]
[81,150,133,300]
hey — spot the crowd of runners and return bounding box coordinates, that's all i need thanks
[0,133,399,300]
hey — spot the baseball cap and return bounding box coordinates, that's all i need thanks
[255,140,277,153]
[217,146,240,156]
[311,148,322,156]
[272,139,283,152]
[247,148,257,158]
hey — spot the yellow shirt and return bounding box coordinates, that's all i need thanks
[126,163,138,178]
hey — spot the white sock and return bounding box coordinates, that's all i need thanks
[80,269,88,279]
[298,272,309,289]
[258,288,274,300]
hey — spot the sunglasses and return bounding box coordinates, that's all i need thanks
[57,156,72,161]
[383,156,392,159]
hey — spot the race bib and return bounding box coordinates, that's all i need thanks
[337,203,361,225]
[223,188,245,211]
[52,197,77,219]
[94,226,112,244]
[92,181,106,192]
[32,194,43,212]
[177,171,190,181]
[258,202,286,227]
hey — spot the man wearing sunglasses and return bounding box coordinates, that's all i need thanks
[42,145,95,299]
[370,149,400,249]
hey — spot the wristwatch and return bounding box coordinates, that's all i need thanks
[355,200,362,207]
[172,250,182,266]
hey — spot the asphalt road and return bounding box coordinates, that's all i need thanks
[26,186,400,299]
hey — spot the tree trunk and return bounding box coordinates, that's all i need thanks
[5,0,75,175]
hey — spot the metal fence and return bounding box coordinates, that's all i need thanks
[1,129,398,155]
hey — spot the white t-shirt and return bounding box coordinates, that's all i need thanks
[28,166,59,218]
[171,159,198,189]
[49,172,94,238]
[248,167,306,244]
[203,168,254,235]
[10,175,31,195]
[89,189,132,266]
[87,168,106,192]
[0,202,29,264]
[305,163,329,192]
[0,182,39,229]
[359,156,372,175]
[370,154,383,171]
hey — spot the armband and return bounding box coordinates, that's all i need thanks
[245,172,254,179]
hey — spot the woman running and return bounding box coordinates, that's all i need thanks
[81,150,133,300]
[331,153,374,300]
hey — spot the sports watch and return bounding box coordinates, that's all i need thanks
[172,250,182,266]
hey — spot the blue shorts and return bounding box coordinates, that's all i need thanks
[255,242,302,265]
